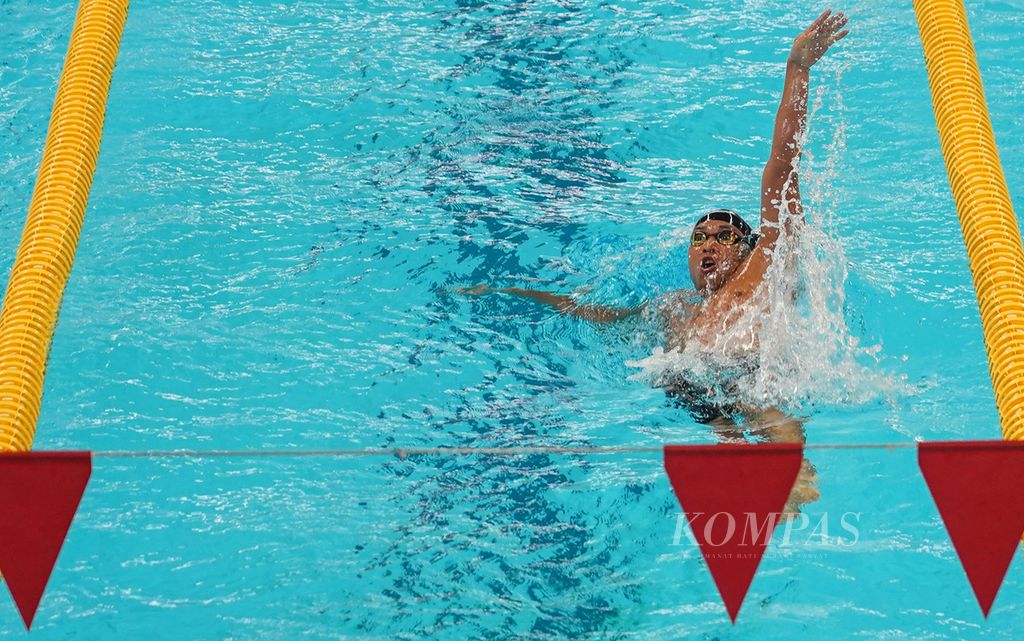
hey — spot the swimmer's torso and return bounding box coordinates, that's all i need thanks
[655,284,768,423]
[659,281,766,354]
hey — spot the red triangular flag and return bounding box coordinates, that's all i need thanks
[663,443,802,622]
[0,451,91,629]
[919,440,1024,617]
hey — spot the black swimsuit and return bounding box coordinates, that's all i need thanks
[653,292,759,423]
[661,351,760,424]
[663,375,743,424]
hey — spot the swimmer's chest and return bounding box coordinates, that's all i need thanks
[665,284,760,349]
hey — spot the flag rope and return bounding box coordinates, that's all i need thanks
[77,441,932,460]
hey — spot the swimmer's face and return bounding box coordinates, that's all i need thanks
[688,221,748,294]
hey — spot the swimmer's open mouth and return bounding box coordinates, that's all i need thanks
[700,257,717,273]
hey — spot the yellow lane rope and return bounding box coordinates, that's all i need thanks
[0,0,130,451]
[0,0,1018,452]
[913,0,1024,440]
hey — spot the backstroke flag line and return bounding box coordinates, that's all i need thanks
[0,451,91,629]
[663,443,803,622]
[1,442,1022,628]
[918,440,1024,617]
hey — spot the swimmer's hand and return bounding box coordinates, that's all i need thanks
[789,9,849,69]
[455,283,495,296]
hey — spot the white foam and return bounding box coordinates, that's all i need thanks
[627,74,914,415]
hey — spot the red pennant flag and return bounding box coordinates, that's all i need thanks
[0,451,91,629]
[919,440,1024,617]
[663,443,802,622]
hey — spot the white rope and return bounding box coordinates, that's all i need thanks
[83,441,928,459]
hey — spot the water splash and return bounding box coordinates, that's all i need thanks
[627,68,913,417]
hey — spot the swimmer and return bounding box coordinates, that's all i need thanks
[459,10,848,514]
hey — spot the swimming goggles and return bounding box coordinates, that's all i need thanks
[690,229,743,247]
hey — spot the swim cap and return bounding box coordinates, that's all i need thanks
[694,209,753,237]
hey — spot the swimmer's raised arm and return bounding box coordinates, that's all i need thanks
[760,9,848,249]
[456,284,645,324]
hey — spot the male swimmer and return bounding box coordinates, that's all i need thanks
[459,10,849,512]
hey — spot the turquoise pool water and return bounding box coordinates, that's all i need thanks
[3,0,1024,638]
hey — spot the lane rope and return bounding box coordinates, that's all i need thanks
[0,0,130,451]
[913,0,1024,440]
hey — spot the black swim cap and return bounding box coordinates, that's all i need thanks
[694,209,753,237]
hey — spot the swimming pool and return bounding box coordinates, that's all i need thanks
[2,0,1023,637]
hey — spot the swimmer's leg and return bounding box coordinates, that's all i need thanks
[708,415,746,443]
[744,407,820,518]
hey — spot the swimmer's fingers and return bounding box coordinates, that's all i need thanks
[814,12,845,45]
[794,12,848,66]
[808,8,832,32]
[805,9,843,39]
[455,283,493,296]
[824,12,848,38]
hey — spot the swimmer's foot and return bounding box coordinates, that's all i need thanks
[780,459,820,519]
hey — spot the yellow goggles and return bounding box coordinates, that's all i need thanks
[691,230,742,247]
